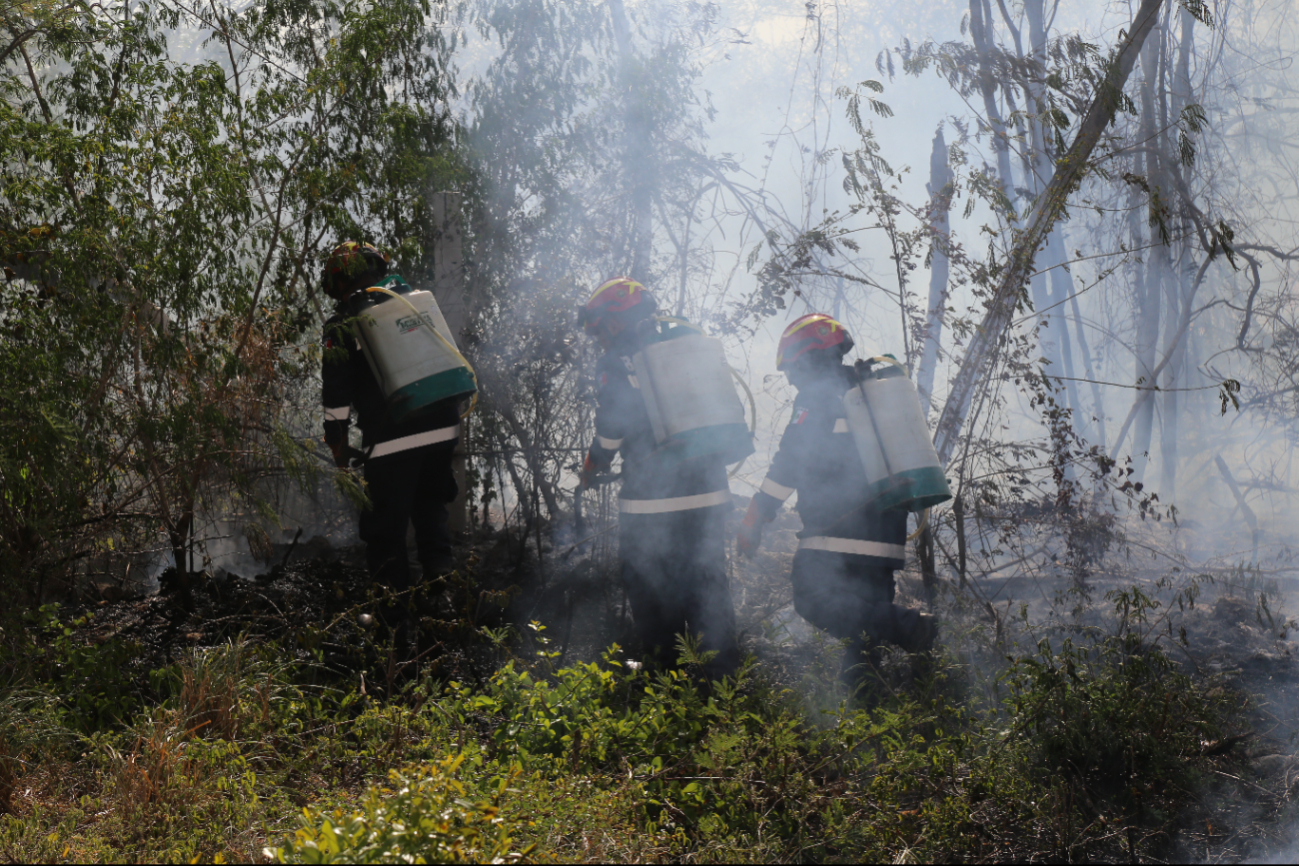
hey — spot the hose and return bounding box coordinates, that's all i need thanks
[727,365,758,479]
[907,507,930,542]
[653,315,704,333]
[365,286,478,419]
[729,366,758,435]
[865,354,908,374]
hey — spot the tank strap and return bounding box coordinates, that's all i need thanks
[618,488,730,514]
[832,418,849,433]
[797,536,905,561]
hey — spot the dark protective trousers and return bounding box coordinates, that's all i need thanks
[791,549,922,646]
[359,441,458,599]
[618,503,739,674]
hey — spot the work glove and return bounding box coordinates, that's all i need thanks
[578,452,600,490]
[736,499,766,558]
[328,440,366,470]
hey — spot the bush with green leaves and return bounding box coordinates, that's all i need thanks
[989,586,1239,850]
[456,648,731,774]
[0,586,1257,863]
[268,755,533,864]
[0,0,464,604]
[0,603,148,734]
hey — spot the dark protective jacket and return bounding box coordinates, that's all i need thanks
[322,277,460,459]
[750,363,907,570]
[584,321,737,670]
[585,325,730,511]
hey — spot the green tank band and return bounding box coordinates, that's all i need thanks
[388,366,476,423]
[871,465,952,513]
[655,423,754,468]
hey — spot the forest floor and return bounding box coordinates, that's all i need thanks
[3,502,1299,862]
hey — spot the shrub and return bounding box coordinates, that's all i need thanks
[268,755,533,864]
[986,586,1240,859]
[3,604,146,734]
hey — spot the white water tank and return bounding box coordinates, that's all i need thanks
[632,331,753,466]
[355,285,475,421]
[842,386,891,489]
[842,363,952,512]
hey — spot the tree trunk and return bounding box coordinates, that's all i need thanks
[1158,250,1184,499]
[968,0,1016,201]
[608,0,653,282]
[933,0,1168,466]
[1130,255,1163,482]
[918,523,937,605]
[1022,0,1084,434]
[1064,250,1107,450]
[917,126,953,414]
[1214,454,1259,563]
[1159,8,1198,501]
[1046,232,1098,437]
[1160,245,1198,500]
[1130,33,1166,484]
[426,191,470,533]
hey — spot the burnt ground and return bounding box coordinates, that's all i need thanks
[61,497,810,697]
[66,528,543,696]
[1168,593,1299,860]
[64,506,1299,704]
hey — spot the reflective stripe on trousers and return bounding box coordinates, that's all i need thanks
[797,535,905,560]
[368,425,459,460]
[619,488,730,514]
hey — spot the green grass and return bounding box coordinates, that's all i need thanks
[0,590,1259,863]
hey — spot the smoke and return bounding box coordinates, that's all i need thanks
[25,0,1299,850]
[104,0,1299,801]
[444,0,1299,637]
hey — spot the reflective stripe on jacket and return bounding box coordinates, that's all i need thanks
[751,363,906,566]
[322,297,461,451]
[619,488,731,514]
[586,324,730,506]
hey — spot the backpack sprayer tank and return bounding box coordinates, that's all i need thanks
[841,357,952,513]
[631,319,754,467]
[353,276,477,423]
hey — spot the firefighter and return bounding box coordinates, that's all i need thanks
[736,313,936,676]
[321,241,460,633]
[579,277,739,675]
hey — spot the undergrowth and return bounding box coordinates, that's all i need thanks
[0,588,1260,862]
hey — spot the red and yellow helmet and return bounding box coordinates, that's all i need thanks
[776,313,854,370]
[322,241,388,299]
[579,277,656,334]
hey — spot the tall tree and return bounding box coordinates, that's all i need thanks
[931,0,1170,464]
[917,126,953,414]
[0,0,461,595]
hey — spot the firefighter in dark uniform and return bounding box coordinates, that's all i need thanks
[321,241,460,631]
[736,314,935,676]
[578,277,739,674]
